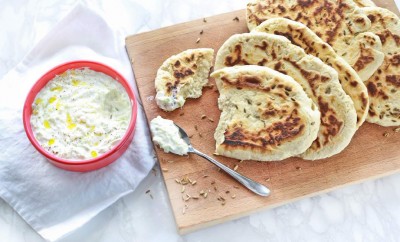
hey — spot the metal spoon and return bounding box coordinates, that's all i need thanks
[174,123,271,197]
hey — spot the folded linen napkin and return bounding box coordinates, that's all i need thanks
[0,4,155,241]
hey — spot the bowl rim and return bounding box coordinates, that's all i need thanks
[23,60,138,165]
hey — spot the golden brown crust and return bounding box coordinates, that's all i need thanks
[247,0,364,45]
[220,74,306,150]
[215,32,357,159]
[246,0,384,82]
[221,110,305,151]
[155,48,214,112]
[212,65,321,161]
[362,7,400,126]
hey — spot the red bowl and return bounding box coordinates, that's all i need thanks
[23,61,138,172]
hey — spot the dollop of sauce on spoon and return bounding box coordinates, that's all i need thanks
[150,116,189,155]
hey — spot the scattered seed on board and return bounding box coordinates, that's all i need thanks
[383,131,390,137]
[145,190,150,194]
[296,166,302,171]
[196,37,201,44]
[265,177,271,181]
[208,118,214,122]
[233,164,239,171]
[180,112,184,116]
[211,180,215,185]
[162,168,168,172]
[203,18,207,23]
[200,30,204,35]
[182,205,188,214]
[191,180,197,185]
[233,16,239,21]
[201,114,207,119]
[168,160,174,163]
[199,133,203,138]
[231,194,236,199]
[195,125,198,131]
[394,127,400,133]
[203,175,209,178]
[181,186,186,193]
[183,194,190,201]
[182,177,191,185]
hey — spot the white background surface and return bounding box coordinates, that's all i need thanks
[1,1,400,241]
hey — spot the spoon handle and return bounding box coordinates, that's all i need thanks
[191,148,270,197]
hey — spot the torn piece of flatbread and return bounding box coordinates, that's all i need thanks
[155,48,214,111]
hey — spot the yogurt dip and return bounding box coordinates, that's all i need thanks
[30,68,132,160]
[150,116,189,155]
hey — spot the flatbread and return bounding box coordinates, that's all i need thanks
[246,0,385,81]
[215,32,357,160]
[253,17,369,128]
[362,7,400,126]
[352,0,376,7]
[155,48,214,111]
[212,65,321,161]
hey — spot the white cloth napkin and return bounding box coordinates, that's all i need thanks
[0,4,155,241]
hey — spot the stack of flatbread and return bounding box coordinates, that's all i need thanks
[154,0,399,161]
[247,0,400,126]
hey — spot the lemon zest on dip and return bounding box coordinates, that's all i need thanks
[50,86,63,91]
[35,98,43,105]
[48,96,57,104]
[66,113,76,130]
[91,150,98,158]
[43,120,51,129]
[48,138,55,146]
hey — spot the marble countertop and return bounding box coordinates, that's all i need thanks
[1,1,400,241]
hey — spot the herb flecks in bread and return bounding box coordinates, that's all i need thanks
[212,65,321,161]
[253,17,369,128]
[215,32,357,160]
[246,0,385,82]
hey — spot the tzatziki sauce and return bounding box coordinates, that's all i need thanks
[150,116,189,155]
[30,68,132,160]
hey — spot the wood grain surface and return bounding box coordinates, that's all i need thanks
[125,0,400,234]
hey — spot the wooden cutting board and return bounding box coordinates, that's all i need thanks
[125,1,400,234]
